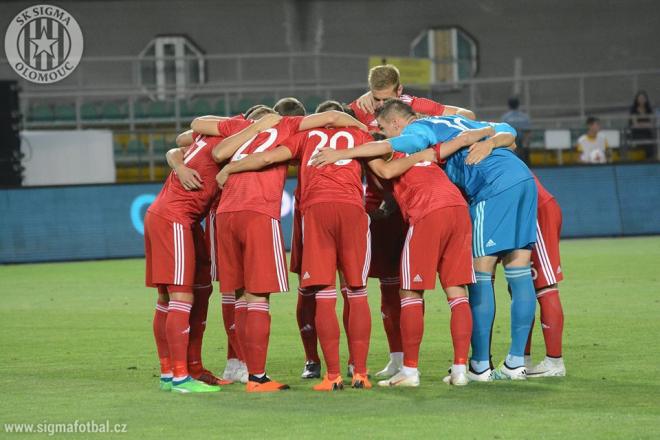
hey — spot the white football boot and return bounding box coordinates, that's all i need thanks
[527,356,566,378]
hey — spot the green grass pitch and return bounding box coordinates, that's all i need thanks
[1,236,660,439]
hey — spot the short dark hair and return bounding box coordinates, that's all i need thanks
[342,104,356,119]
[376,98,416,121]
[586,116,599,126]
[508,97,520,110]
[274,97,306,116]
[315,100,344,113]
[249,106,277,120]
[244,104,268,119]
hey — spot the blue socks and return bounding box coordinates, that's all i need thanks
[505,266,536,366]
[468,271,495,372]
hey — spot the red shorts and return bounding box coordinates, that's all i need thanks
[144,211,195,293]
[400,206,475,291]
[289,208,303,275]
[301,203,370,288]
[531,199,563,289]
[216,211,289,293]
[204,212,219,282]
[368,209,408,279]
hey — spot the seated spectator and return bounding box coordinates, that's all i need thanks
[629,90,656,160]
[577,116,608,164]
[501,97,531,163]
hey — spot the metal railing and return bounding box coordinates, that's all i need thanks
[2,51,657,129]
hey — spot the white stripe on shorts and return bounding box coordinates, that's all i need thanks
[271,218,288,292]
[535,221,556,285]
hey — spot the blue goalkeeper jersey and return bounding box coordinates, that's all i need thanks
[389,115,532,203]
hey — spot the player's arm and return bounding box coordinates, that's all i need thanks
[437,126,496,160]
[190,116,230,135]
[216,146,293,188]
[176,130,194,147]
[310,140,394,167]
[353,91,376,114]
[464,132,516,165]
[212,113,283,163]
[442,105,476,120]
[298,110,368,132]
[367,149,437,180]
[166,147,203,190]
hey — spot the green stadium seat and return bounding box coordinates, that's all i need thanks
[260,96,276,108]
[29,104,53,122]
[214,99,228,116]
[100,102,126,120]
[113,141,125,155]
[305,95,324,112]
[80,102,98,120]
[145,100,173,118]
[53,104,76,121]
[151,137,170,154]
[233,97,254,114]
[126,138,145,155]
[190,99,212,117]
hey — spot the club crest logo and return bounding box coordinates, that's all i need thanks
[4,4,84,84]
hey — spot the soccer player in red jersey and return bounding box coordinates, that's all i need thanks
[145,129,230,393]
[310,131,489,386]
[348,64,476,377]
[215,105,373,391]
[197,107,366,392]
[525,174,566,377]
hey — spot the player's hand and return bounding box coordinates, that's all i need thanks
[465,139,494,165]
[457,127,494,146]
[255,113,283,131]
[356,91,376,114]
[174,165,202,190]
[418,148,438,163]
[309,147,342,168]
[216,169,229,189]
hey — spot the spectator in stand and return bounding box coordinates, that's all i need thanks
[501,97,531,163]
[576,116,608,164]
[629,90,655,160]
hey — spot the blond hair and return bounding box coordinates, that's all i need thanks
[368,64,400,91]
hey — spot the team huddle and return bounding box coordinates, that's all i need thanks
[143,64,566,393]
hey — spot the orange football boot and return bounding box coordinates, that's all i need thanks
[313,374,344,391]
[351,373,372,389]
[246,378,290,393]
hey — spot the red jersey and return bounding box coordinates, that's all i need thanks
[217,116,304,219]
[284,127,373,212]
[389,151,466,224]
[533,174,555,207]
[148,132,224,226]
[349,93,446,208]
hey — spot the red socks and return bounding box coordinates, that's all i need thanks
[234,298,248,362]
[244,302,271,376]
[297,287,320,363]
[187,286,211,376]
[346,287,371,375]
[221,292,241,360]
[380,277,403,354]
[314,287,340,378]
[153,299,171,375]
[166,299,192,380]
[400,297,424,368]
[340,286,353,366]
[447,297,472,365]
[537,288,564,357]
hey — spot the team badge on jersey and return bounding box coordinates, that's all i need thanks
[4,4,84,84]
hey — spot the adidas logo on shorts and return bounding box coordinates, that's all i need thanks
[486,239,497,247]
[413,274,423,282]
[303,272,311,280]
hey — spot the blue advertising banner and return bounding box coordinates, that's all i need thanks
[1,164,659,263]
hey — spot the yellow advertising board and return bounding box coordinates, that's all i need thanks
[368,56,432,86]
